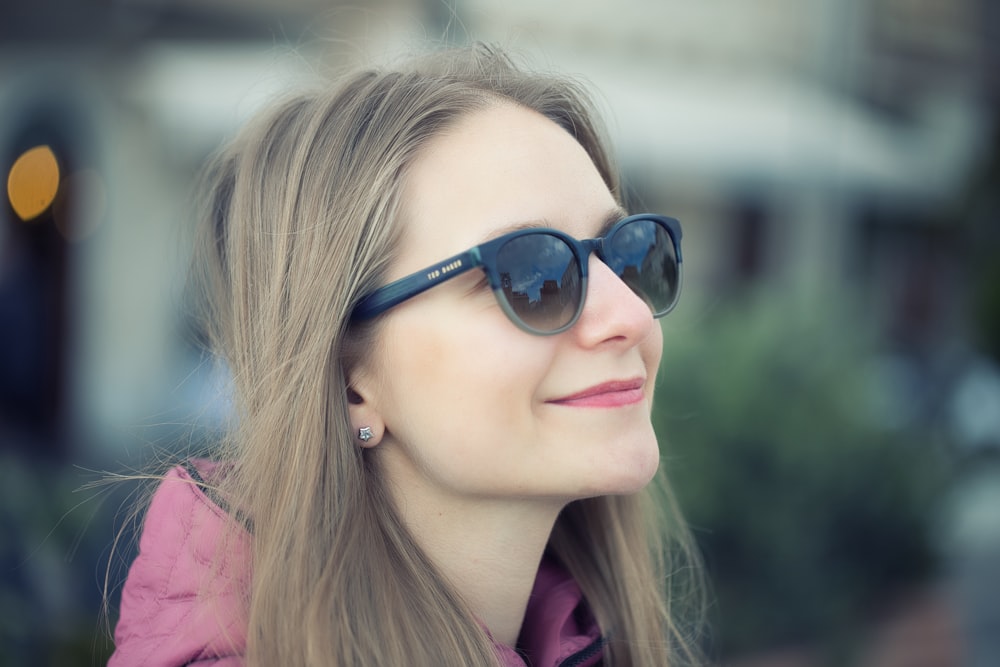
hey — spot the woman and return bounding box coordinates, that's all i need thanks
[110,44,701,666]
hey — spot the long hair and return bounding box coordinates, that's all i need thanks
[190,44,702,666]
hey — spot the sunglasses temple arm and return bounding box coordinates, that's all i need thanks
[352,248,483,319]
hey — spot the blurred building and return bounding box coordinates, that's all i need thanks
[0,0,428,460]
[1,0,994,462]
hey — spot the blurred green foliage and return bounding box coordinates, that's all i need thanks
[654,290,952,659]
[963,121,1000,366]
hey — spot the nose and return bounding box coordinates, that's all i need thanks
[571,254,655,348]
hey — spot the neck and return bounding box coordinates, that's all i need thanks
[389,479,565,647]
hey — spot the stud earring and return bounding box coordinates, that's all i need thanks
[358,426,374,443]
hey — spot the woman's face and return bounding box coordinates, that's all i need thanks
[355,103,663,509]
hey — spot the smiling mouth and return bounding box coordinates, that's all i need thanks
[548,378,646,408]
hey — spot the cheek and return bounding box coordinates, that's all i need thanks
[375,310,551,442]
[646,322,665,379]
[372,314,560,495]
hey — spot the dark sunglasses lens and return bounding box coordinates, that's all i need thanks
[606,218,679,314]
[496,233,582,331]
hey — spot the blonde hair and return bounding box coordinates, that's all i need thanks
[191,44,702,666]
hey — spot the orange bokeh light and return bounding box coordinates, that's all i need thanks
[7,145,60,222]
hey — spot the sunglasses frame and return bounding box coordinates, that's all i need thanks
[351,213,683,335]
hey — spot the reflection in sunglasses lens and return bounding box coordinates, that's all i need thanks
[498,234,581,332]
[495,218,678,333]
[610,219,677,314]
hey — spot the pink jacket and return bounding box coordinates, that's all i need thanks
[110,462,604,666]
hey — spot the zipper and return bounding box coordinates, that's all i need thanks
[557,635,605,667]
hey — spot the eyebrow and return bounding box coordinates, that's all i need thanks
[596,206,630,236]
[476,206,628,245]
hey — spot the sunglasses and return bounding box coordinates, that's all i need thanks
[351,214,683,335]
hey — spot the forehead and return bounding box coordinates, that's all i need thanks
[394,103,618,277]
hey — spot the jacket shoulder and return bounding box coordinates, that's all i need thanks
[109,461,249,667]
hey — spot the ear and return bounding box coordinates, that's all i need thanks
[346,373,384,448]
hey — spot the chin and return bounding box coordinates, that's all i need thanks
[584,440,661,497]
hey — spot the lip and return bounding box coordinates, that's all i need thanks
[547,377,646,408]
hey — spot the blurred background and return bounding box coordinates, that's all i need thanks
[1,0,998,665]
